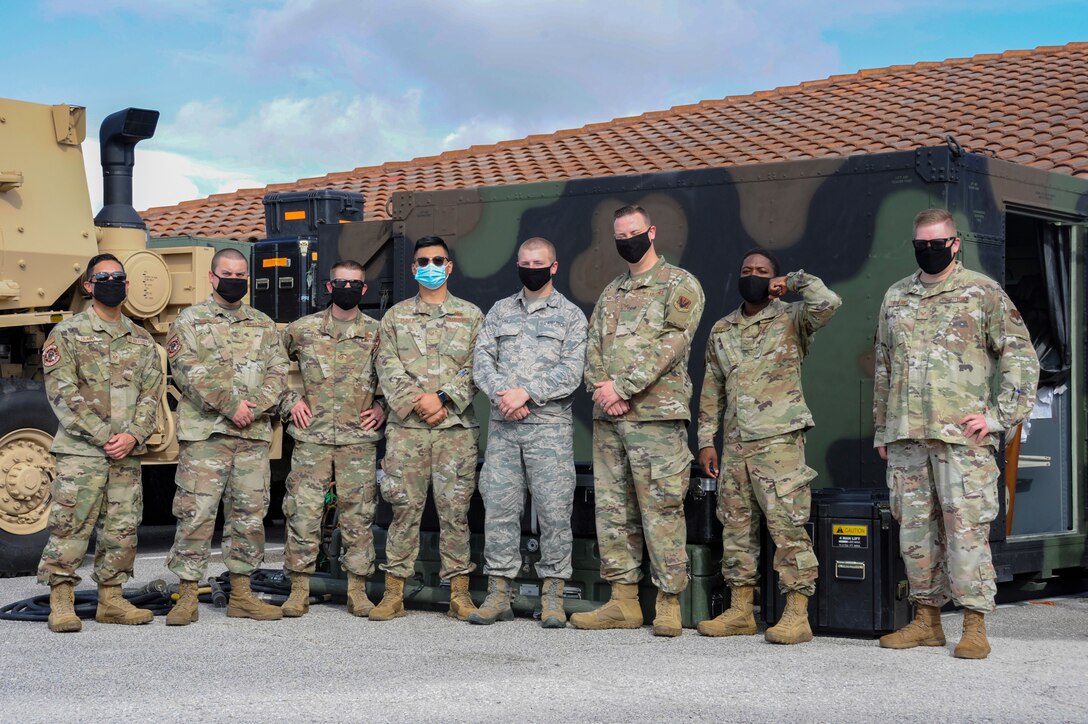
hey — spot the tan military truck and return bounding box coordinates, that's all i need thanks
[0,97,252,575]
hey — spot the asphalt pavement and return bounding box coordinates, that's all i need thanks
[1,525,1085,723]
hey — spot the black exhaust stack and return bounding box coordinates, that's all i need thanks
[94,107,160,229]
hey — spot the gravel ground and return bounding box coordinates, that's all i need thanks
[1,526,1085,723]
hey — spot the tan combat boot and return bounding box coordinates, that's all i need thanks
[765,590,814,644]
[227,573,284,620]
[468,576,513,625]
[166,579,200,626]
[47,581,82,633]
[447,574,478,621]
[697,585,758,637]
[879,604,946,649]
[652,590,683,637]
[954,609,991,659]
[369,575,407,621]
[281,572,310,618]
[569,583,643,630]
[347,573,375,617]
[540,578,567,629]
[95,584,153,625]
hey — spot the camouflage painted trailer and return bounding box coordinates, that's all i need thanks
[322,144,1087,589]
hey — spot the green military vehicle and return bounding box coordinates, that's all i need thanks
[316,141,1086,601]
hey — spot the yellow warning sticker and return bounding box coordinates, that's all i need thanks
[833,525,868,536]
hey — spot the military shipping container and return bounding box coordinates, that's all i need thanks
[312,142,1088,592]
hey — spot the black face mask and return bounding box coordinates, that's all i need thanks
[518,265,553,292]
[738,274,771,304]
[915,245,955,275]
[331,286,363,310]
[92,280,127,308]
[615,231,652,264]
[214,275,248,304]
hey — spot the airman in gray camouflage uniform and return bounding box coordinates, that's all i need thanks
[470,237,588,628]
[278,260,386,618]
[37,254,161,632]
[372,236,483,622]
[696,249,841,644]
[164,248,289,625]
[875,208,1039,659]
[571,205,705,638]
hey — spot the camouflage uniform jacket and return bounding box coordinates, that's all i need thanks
[698,271,841,448]
[43,308,162,457]
[377,293,483,429]
[473,288,588,424]
[167,297,288,443]
[585,257,705,421]
[280,307,383,445]
[874,262,1039,448]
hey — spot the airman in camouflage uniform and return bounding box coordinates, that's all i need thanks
[372,236,483,621]
[37,254,161,632]
[164,248,289,625]
[470,237,588,628]
[874,208,1039,659]
[696,249,841,644]
[277,260,386,618]
[571,205,705,638]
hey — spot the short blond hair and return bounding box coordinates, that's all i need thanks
[913,208,955,231]
[519,237,555,263]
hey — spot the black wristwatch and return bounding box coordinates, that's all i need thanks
[436,390,451,405]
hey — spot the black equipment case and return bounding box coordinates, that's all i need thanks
[762,487,910,636]
[263,189,364,237]
[250,236,321,324]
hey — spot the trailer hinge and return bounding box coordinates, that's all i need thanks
[914,145,960,184]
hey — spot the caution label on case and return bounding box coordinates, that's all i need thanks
[832,523,868,549]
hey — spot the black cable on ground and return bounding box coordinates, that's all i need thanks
[0,588,174,621]
[0,568,343,622]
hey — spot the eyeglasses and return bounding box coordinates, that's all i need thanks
[91,271,127,282]
[516,262,553,269]
[330,279,366,289]
[911,237,957,251]
[415,256,449,266]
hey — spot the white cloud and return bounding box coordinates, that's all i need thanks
[244,0,853,130]
[153,89,443,180]
[62,0,1058,211]
[83,140,265,213]
[441,117,519,150]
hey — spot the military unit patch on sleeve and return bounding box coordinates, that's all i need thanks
[677,296,692,310]
[42,344,60,368]
[167,337,182,358]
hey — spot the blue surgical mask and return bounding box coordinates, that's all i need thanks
[415,264,447,290]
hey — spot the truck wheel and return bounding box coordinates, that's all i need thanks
[0,380,59,577]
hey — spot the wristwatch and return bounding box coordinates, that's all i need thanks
[436,390,451,405]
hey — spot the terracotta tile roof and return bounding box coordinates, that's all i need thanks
[143,42,1088,241]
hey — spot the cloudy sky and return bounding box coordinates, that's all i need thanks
[3,0,1086,211]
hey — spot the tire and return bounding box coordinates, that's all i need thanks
[0,528,50,578]
[0,379,59,577]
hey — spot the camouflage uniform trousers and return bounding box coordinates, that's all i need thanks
[283,440,377,576]
[593,419,690,594]
[479,421,575,580]
[380,423,479,579]
[36,454,142,587]
[718,431,819,595]
[886,439,999,613]
[167,435,271,581]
